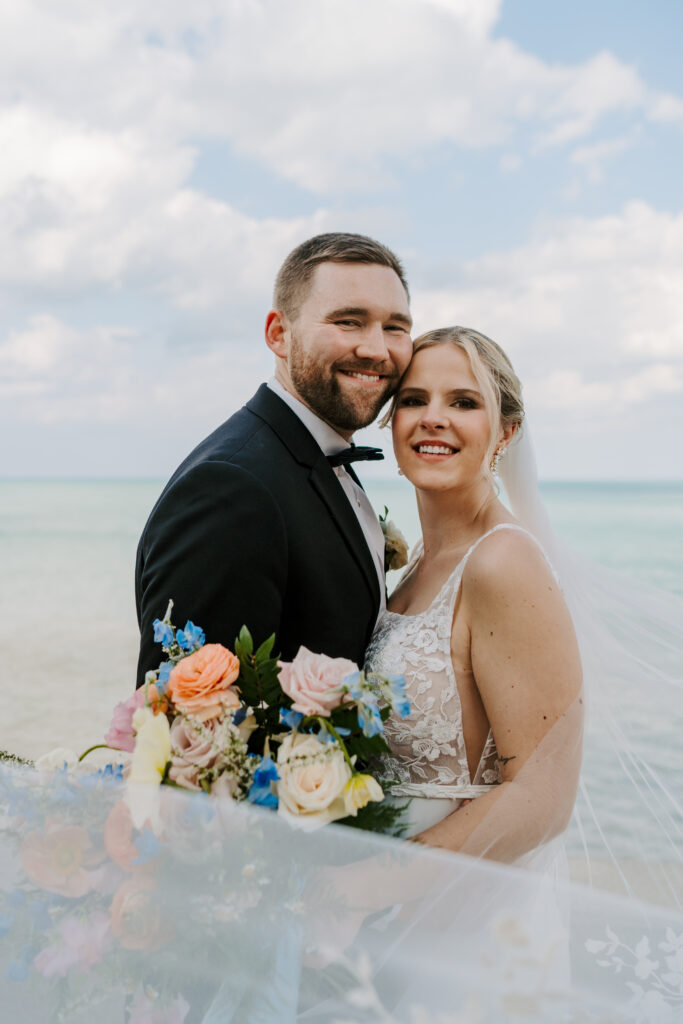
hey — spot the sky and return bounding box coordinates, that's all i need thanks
[2,0,682,481]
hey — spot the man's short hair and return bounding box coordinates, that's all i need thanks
[273,232,409,320]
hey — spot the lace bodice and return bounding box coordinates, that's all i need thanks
[366,524,551,800]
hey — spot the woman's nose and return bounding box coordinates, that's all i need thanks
[419,403,449,429]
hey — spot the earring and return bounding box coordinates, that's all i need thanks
[490,446,506,474]
[397,468,404,477]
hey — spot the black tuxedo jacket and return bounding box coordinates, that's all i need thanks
[135,384,382,686]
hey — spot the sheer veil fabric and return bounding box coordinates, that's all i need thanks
[499,427,683,909]
[1,427,682,1022]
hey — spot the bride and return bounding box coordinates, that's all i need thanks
[366,325,584,858]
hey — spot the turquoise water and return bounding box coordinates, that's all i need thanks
[1,479,681,762]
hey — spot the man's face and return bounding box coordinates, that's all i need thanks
[276,262,412,437]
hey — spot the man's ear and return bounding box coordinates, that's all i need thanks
[265,309,289,358]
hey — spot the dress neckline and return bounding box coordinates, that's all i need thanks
[386,522,535,620]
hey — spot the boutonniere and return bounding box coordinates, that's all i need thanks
[379,507,409,573]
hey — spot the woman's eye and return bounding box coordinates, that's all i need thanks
[452,398,477,409]
[397,396,423,407]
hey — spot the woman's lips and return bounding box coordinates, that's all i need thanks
[412,442,460,460]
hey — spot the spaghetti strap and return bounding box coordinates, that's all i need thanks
[459,522,560,583]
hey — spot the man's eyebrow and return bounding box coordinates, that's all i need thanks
[326,307,412,326]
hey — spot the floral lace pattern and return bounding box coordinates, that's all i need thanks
[365,527,549,798]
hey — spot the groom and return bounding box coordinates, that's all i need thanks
[135,232,412,685]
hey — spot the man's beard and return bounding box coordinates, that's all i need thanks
[288,340,399,433]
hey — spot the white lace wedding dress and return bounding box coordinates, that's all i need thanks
[365,522,559,841]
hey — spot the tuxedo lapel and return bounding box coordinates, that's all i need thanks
[246,385,381,610]
[307,460,381,608]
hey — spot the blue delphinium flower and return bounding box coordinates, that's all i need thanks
[7,944,35,982]
[177,620,205,651]
[133,828,162,866]
[153,619,174,647]
[280,708,304,730]
[387,674,411,718]
[357,702,384,738]
[317,726,350,745]
[248,756,279,809]
[342,671,363,701]
[183,792,215,827]
[155,661,173,696]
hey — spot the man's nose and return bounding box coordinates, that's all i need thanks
[354,323,390,362]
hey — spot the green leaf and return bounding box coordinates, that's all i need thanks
[254,634,277,663]
[338,799,408,836]
[234,625,254,660]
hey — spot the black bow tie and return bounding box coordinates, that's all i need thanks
[327,445,385,468]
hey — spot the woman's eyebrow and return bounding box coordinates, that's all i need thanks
[399,386,482,397]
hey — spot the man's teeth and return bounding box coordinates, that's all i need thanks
[416,444,456,455]
[345,371,381,382]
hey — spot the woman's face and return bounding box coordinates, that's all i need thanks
[392,343,505,492]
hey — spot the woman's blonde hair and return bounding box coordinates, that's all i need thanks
[384,326,524,480]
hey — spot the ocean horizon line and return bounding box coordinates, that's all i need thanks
[1,476,682,487]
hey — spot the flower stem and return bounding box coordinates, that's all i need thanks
[317,718,355,770]
[78,743,117,763]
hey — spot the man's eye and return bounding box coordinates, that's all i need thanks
[385,324,408,333]
[336,319,360,327]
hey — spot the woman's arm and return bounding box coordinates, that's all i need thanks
[415,529,584,859]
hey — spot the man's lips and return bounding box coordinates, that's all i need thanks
[337,368,389,385]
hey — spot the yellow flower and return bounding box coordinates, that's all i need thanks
[126,707,171,830]
[129,708,171,784]
[343,773,384,816]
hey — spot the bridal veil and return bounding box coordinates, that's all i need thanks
[0,426,682,1022]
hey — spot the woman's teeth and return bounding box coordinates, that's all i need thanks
[415,444,457,455]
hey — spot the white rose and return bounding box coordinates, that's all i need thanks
[381,518,409,572]
[35,747,78,772]
[276,732,351,830]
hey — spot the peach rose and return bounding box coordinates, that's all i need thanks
[278,647,358,717]
[167,644,241,721]
[110,875,166,950]
[21,823,102,897]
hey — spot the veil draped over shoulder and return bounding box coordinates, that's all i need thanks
[1,428,682,1023]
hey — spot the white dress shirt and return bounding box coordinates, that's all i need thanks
[267,378,386,615]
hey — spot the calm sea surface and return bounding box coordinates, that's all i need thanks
[1,478,681,857]
[1,477,681,760]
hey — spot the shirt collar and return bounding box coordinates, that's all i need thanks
[267,378,351,457]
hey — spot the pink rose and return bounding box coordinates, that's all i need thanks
[168,716,219,790]
[105,689,146,752]
[278,647,359,717]
[34,911,110,978]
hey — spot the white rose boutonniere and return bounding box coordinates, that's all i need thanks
[379,507,409,573]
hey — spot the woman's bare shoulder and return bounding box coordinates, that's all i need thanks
[462,525,559,607]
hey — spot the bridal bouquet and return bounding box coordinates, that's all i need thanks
[92,601,410,834]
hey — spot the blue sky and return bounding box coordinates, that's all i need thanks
[2,0,682,480]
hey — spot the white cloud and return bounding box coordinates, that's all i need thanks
[526,364,683,412]
[413,200,683,356]
[570,130,640,184]
[0,313,271,429]
[1,0,680,199]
